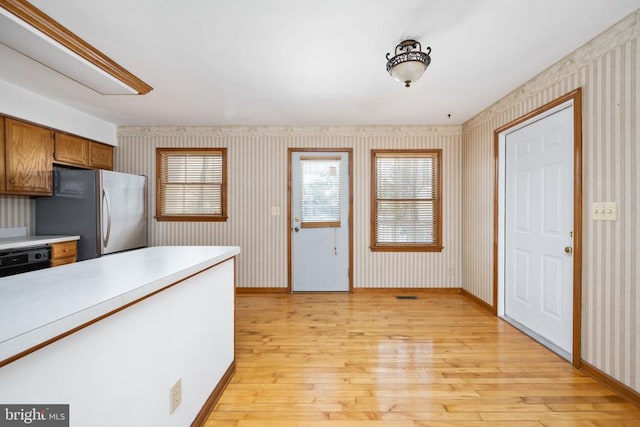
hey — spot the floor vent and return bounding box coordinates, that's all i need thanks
[396,295,418,300]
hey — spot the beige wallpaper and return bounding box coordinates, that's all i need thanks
[0,196,34,233]
[462,9,639,391]
[116,126,463,290]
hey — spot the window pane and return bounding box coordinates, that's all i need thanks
[376,157,435,199]
[300,158,341,225]
[376,200,436,243]
[163,184,221,215]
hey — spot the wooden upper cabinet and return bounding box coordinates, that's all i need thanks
[55,132,89,166]
[3,118,54,195]
[0,118,5,193]
[89,142,113,170]
[54,132,113,170]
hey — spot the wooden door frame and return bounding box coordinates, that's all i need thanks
[493,88,583,367]
[287,148,354,293]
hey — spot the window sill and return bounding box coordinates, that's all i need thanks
[155,215,228,222]
[370,245,443,253]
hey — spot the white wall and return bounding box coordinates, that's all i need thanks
[0,80,117,145]
[0,259,235,427]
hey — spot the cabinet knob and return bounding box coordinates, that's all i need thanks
[8,178,15,184]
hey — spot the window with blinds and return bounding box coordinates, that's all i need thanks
[156,148,227,221]
[300,156,341,228]
[371,150,442,251]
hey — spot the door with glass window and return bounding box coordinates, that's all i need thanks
[290,150,351,292]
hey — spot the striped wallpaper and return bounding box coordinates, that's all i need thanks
[0,196,33,233]
[462,9,639,391]
[116,126,463,290]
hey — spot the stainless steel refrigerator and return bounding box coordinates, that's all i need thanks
[36,166,148,261]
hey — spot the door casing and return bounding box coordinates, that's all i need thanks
[287,148,353,293]
[493,88,583,367]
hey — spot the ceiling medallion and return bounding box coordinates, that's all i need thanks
[386,39,431,87]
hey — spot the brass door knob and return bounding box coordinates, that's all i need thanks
[564,247,573,254]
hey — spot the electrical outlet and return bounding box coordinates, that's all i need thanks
[271,206,280,216]
[592,202,617,221]
[169,379,182,414]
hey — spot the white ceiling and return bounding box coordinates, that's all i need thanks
[1,0,639,126]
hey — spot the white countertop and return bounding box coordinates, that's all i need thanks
[0,245,240,363]
[0,235,80,251]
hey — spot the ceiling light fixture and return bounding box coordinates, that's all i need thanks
[0,0,152,95]
[386,39,431,88]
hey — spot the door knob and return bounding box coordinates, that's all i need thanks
[294,227,299,233]
[564,246,573,254]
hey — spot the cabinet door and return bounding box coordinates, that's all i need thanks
[89,142,113,170]
[50,240,78,266]
[5,119,54,195]
[0,118,5,193]
[55,133,89,167]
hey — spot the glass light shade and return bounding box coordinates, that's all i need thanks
[390,61,426,87]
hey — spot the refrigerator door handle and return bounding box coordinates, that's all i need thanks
[102,189,112,249]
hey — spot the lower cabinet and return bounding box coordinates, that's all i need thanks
[50,240,78,267]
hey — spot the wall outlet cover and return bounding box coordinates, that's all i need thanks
[170,379,182,414]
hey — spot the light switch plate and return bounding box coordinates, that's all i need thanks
[592,202,617,221]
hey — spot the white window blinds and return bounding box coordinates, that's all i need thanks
[372,151,441,250]
[157,149,226,220]
[300,156,341,227]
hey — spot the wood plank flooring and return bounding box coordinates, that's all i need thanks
[205,292,640,426]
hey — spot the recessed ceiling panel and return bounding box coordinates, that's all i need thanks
[0,7,137,95]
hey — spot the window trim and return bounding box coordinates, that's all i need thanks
[370,149,443,252]
[155,147,228,222]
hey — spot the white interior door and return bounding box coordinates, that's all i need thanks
[504,106,574,357]
[291,151,350,292]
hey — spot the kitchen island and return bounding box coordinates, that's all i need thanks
[0,245,239,427]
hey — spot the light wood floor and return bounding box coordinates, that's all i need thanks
[206,292,640,426]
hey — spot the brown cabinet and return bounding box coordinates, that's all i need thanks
[50,240,78,267]
[0,118,5,193]
[0,116,114,197]
[54,132,113,170]
[89,142,113,170]
[1,118,54,195]
[55,132,89,167]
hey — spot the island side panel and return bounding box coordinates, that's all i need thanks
[0,258,235,427]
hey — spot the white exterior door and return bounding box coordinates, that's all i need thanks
[504,106,574,356]
[291,151,350,292]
